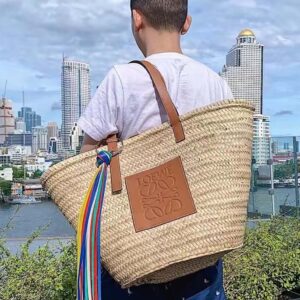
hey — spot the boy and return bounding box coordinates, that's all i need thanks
[79,0,232,299]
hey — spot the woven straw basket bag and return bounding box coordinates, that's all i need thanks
[42,61,254,288]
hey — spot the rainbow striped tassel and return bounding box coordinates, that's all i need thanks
[77,150,112,300]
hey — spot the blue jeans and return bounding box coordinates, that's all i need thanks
[102,260,226,300]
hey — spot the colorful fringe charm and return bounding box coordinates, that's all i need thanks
[77,150,112,300]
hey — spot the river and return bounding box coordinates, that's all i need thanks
[0,199,75,253]
[249,186,298,215]
[0,187,298,253]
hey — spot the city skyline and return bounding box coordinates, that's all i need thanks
[0,0,299,136]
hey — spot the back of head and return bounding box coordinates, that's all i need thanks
[130,0,188,32]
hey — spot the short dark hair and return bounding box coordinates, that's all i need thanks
[130,0,188,32]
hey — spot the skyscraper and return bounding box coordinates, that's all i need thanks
[69,122,84,154]
[49,137,60,154]
[252,115,271,165]
[15,117,26,133]
[0,98,15,145]
[221,29,269,166]
[32,126,48,153]
[18,107,42,132]
[47,122,59,143]
[220,29,264,114]
[61,58,91,148]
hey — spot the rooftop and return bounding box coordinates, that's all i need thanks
[238,28,255,37]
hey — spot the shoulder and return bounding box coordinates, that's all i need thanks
[109,63,153,92]
[113,63,150,80]
[184,58,225,83]
[183,57,233,99]
[109,59,232,97]
[99,67,122,87]
[94,63,150,100]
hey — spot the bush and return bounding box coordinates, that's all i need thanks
[0,218,299,299]
[224,217,300,300]
[32,170,44,179]
[0,237,77,300]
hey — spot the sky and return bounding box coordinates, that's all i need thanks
[0,0,299,136]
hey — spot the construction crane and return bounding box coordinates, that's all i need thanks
[2,80,7,99]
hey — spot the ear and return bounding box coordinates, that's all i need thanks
[181,15,192,35]
[132,9,143,32]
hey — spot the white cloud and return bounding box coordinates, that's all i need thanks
[275,35,294,46]
[0,0,299,134]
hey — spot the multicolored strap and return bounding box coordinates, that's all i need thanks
[77,150,112,300]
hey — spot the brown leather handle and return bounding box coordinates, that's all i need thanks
[131,60,185,143]
[107,60,186,194]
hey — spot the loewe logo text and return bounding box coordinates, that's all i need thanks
[137,166,182,221]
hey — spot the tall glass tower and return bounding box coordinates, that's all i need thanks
[18,107,41,132]
[220,29,264,114]
[61,58,91,148]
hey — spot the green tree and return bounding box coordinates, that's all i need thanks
[274,160,300,179]
[274,161,295,180]
[0,180,12,196]
[32,170,43,179]
[12,167,28,179]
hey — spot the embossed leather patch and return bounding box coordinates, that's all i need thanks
[125,157,196,232]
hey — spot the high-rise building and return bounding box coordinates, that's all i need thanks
[32,126,48,153]
[5,133,32,147]
[69,122,84,154]
[271,140,279,155]
[284,143,290,151]
[0,98,15,145]
[252,115,271,165]
[61,58,91,148]
[47,122,59,143]
[18,107,42,132]
[220,29,264,114]
[15,117,26,133]
[49,137,59,154]
[221,29,269,166]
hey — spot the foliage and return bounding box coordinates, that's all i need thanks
[0,218,299,299]
[0,165,10,171]
[0,235,77,300]
[224,217,300,300]
[274,160,300,180]
[0,180,12,196]
[32,169,44,179]
[13,166,29,179]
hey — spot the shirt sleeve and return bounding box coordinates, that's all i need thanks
[78,67,123,141]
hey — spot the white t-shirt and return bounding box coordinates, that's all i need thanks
[78,52,233,141]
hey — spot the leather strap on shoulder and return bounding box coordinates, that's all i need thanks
[131,60,185,143]
[105,60,186,194]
